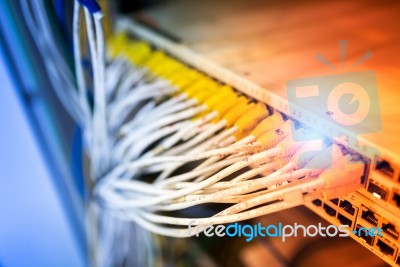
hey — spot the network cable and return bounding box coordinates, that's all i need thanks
[21,2,369,265]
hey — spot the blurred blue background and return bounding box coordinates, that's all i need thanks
[0,1,87,266]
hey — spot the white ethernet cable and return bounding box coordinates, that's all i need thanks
[20,0,84,123]
[111,104,209,164]
[108,81,244,179]
[153,154,251,188]
[110,80,259,174]
[73,2,91,133]
[83,7,110,177]
[102,159,363,239]
[154,111,283,174]
[187,115,311,184]
[164,141,332,198]
[103,143,264,184]
[152,145,335,211]
[162,101,268,159]
[114,85,243,163]
[139,111,219,161]
[153,102,270,181]
[125,156,364,234]
[127,121,191,158]
[130,93,189,127]
[97,148,296,209]
[108,136,306,210]
[154,125,307,189]
[94,10,107,138]
[96,137,363,236]
[108,79,176,128]
[155,113,288,183]
[113,96,217,163]
[105,57,131,100]
[164,157,289,190]
[120,93,192,129]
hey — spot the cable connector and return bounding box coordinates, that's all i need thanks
[251,113,284,139]
[303,144,343,176]
[221,97,253,126]
[318,162,364,200]
[274,133,306,157]
[234,103,269,139]
[257,120,292,150]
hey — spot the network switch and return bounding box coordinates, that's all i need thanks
[307,192,400,265]
[115,17,400,265]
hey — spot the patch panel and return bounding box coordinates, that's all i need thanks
[119,19,400,265]
[307,192,400,266]
[361,170,400,213]
[353,200,400,246]
[367,157,400,212]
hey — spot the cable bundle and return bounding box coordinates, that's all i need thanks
[93,33,366,237]
[21,1,367,264]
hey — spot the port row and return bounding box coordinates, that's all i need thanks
[311,197,400,265]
